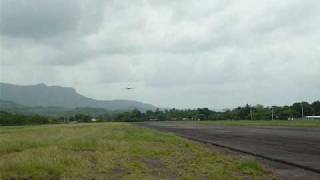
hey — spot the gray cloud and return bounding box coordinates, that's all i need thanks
[1,0,320,108]
[0,0,106,39]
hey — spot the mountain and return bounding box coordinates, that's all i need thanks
[0,82,157,111]
[0,99,67,116]
[0,99,27,113]
[0,99,113,117]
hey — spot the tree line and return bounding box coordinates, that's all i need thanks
[112,101,320,122]
[1,101,319,125]
[0,111,58,126]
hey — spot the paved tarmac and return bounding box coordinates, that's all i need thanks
[139,122,320,179]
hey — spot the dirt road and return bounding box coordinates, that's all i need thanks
[139,121,320,179]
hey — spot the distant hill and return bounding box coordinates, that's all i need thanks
[0,99,67,117]
[0,99,112,117]
[0,82,157,112]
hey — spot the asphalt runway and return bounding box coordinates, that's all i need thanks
[139,122,320,179]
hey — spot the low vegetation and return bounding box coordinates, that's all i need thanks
[0,123,273,179]
[2,101,320,125]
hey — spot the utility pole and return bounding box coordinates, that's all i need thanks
[271,107,274,121]
[301,103,304,120]
[250,107,253,121]
[289,106,293,120]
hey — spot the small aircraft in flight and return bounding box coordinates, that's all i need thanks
[123,87,135,90]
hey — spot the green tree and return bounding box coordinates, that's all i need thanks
[311,101,320,115]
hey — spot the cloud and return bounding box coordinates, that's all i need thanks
[0,0,105,39]
[0,0,320,108]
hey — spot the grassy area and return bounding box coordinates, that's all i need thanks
[201,120,320,127]
[0,123,273,179]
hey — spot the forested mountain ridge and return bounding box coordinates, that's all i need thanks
[0,82,157,111]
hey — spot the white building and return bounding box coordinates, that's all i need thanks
[305,116,320,120]
[91,118,97,122]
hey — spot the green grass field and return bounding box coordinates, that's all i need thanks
[200,120,320,127]
[0,123,273,179]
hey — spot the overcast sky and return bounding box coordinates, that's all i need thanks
[0,0,319,109]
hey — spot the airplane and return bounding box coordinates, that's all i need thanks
[124,87,135,90]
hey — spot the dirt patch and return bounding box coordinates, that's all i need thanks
[142,157,165,169]
[142,157,178,179]
[110,168,129,179]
